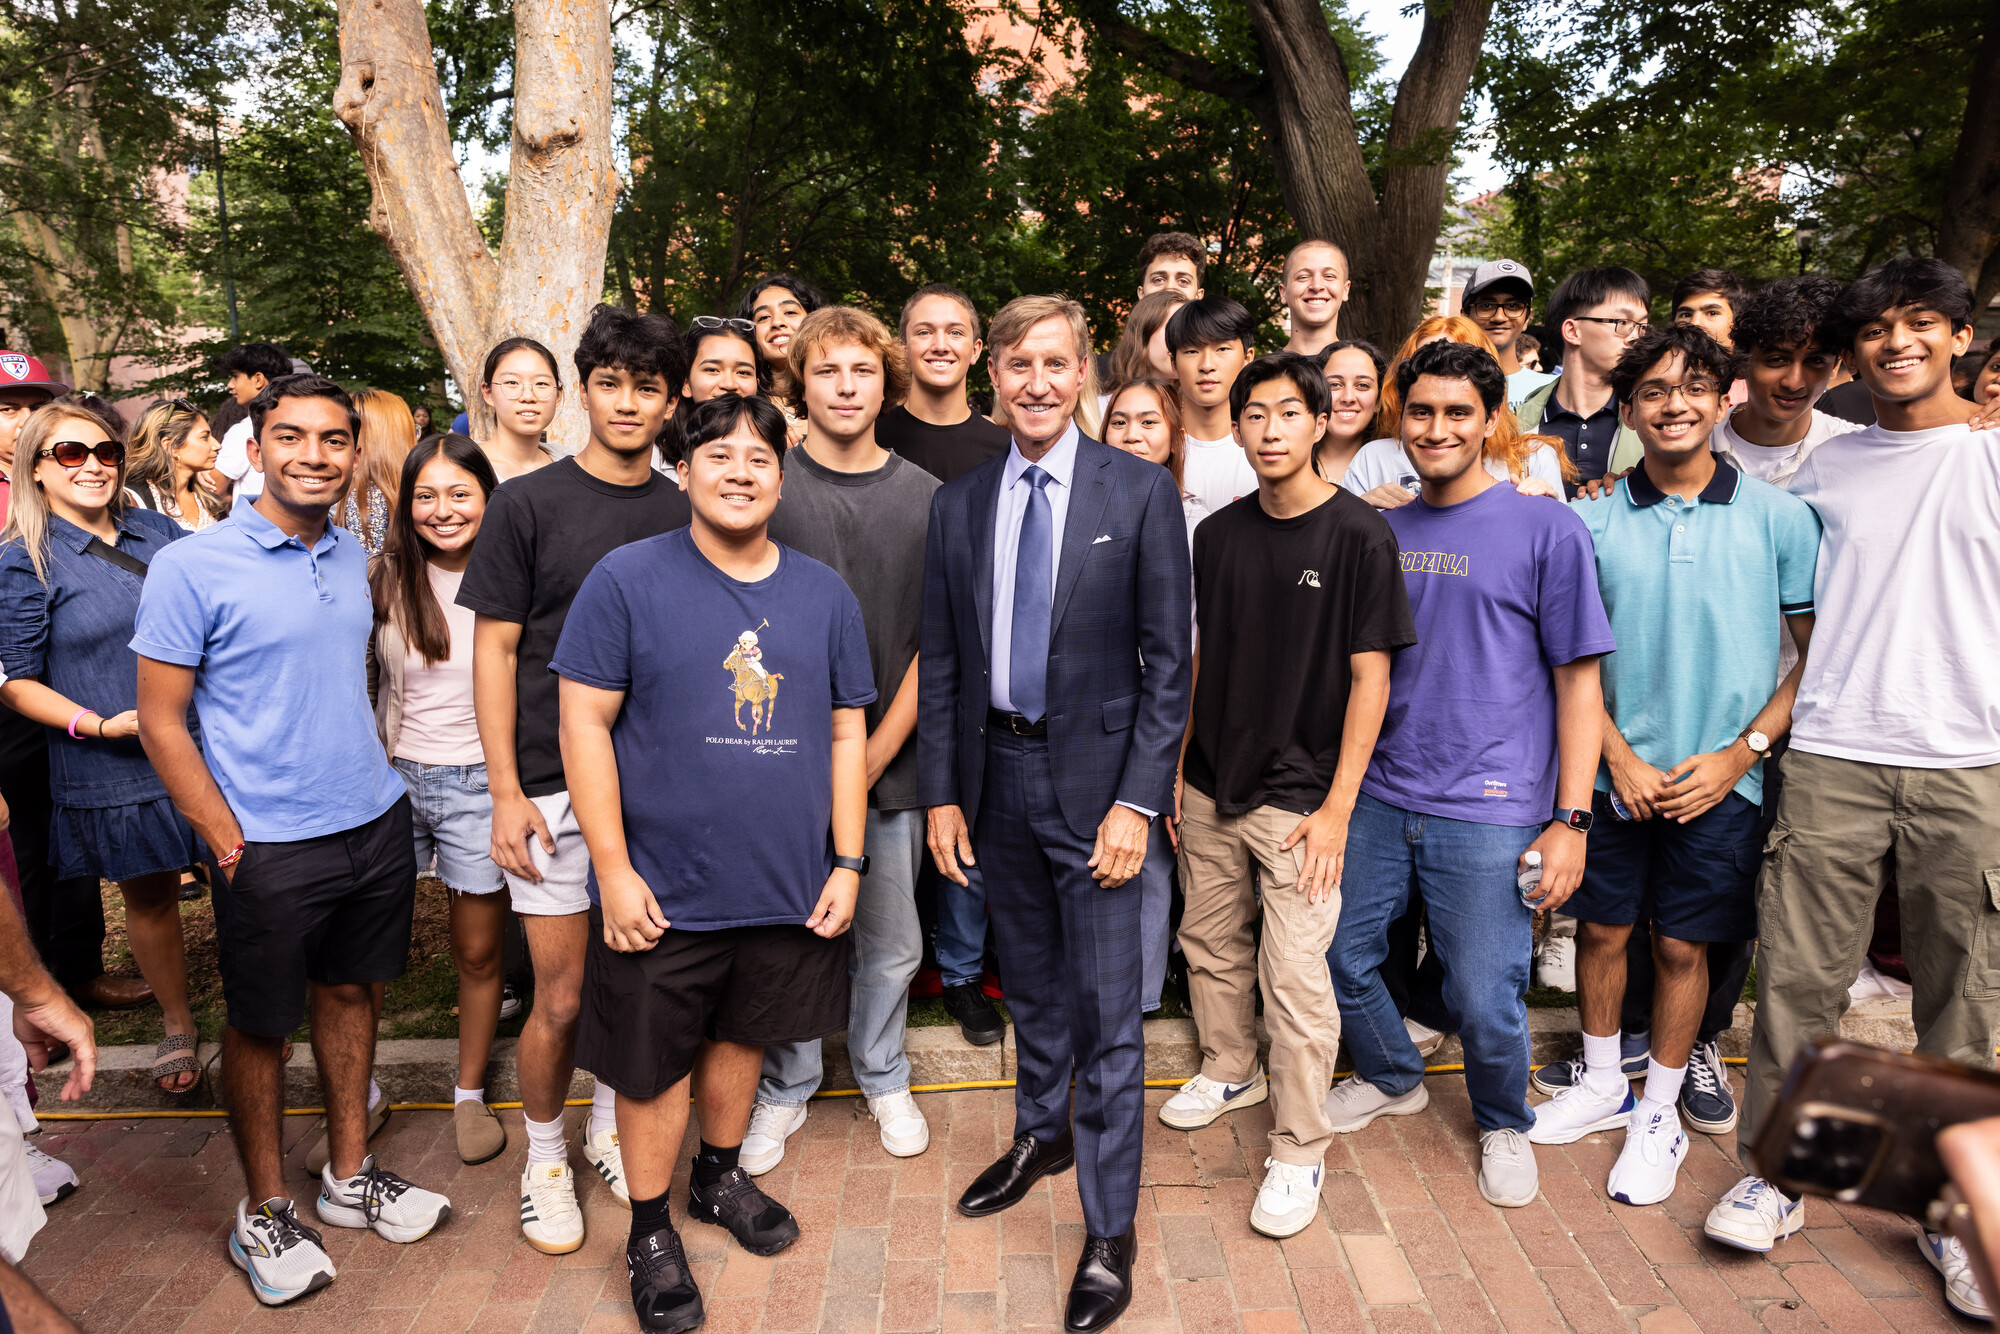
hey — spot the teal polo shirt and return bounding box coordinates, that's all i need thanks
[1570,458,1820,806]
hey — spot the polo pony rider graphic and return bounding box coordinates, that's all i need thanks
[724,622,784,734]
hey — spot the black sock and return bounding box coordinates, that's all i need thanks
[630,1188,672,1244]
[693,1140,739,1185]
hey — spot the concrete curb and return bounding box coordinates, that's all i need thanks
[35,999,1920,1116]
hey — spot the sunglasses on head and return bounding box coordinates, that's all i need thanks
[692,316,756,335]
[39,439,126,469]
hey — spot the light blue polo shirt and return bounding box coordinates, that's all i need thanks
[1570,458,1820,806]
[131,496,404,842]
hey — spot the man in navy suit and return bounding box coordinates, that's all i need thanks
[920,294,1193,1333]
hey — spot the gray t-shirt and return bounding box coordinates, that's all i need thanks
[767,446,939,810]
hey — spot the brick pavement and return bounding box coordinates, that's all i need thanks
[19,1069,1983,1332]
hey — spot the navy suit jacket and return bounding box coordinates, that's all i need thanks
[918,434,1193,840]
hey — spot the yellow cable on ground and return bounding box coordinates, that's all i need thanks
[32,1057,1751,1121]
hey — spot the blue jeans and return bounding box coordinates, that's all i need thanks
[935,857,989,988]
[760,806,925,1102]
[1330,794,1538,1133]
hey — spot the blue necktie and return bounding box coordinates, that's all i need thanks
[1009,465,1054,723]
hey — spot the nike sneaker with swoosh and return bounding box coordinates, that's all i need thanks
[1159,1068,1270,1130]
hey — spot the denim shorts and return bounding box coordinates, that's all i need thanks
[393,758,505,895]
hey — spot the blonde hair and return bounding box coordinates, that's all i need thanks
[1381,315,1577,484]
[128,399,227,525]
[1103,291,1188,399]
[349,389,418,521]
[985,295,1097,437]
[787,306,912,408]
[0,403,132,582]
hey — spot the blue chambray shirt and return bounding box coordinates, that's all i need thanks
[130,496,404,842]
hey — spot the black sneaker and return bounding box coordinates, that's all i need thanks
[687,1165,800,1256]
[941,981,1006,1046]
[1680,1038,1738,1135]
[627,1222,704,1333]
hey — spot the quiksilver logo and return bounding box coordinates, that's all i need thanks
[1298,569,1321,587]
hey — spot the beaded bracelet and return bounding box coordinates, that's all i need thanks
[216,843,246,869]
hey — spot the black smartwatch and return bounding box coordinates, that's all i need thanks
[1551,807,1594,834]
[832,854,870,876]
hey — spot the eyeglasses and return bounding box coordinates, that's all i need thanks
[1633,380,1720,407]
[1467,297,1528,318]
[490,376,557,400]
[693,316,756,335]
[1574,315,1650,337]
[39,439,126,469]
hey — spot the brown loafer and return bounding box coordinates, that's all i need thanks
[455,1100,508,1165]
[81,976,154,1010]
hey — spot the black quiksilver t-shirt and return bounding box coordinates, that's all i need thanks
[1185,490,1416,816]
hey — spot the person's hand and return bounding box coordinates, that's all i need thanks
[807,868,860,938]
[1167,768,1185,853]
[1936,1116,2000,1310]
[1577,468,1634,501]
[199,468,227,496]
[1521,824,1587,913]
[15,987,94,1101]
[927,805,975,886]
[1969,393,2000,432]
[1657,744,1756,823]
[1606,749,1669,821]
[598,865,667,952]
[96,709,139,740]
[490,788,554,882]
[1513,476,1561,499]
[1280,802,1349,903]
[1088,805,1150,888]
[1361,483,1416,510]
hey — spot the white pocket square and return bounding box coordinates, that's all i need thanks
[1093,534,1114,543]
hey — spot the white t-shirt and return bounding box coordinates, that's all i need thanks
[214,417,264,498]
[1507,367,1558,407]
[1180,434,1258,517]
[394,566,484,767]
[1788,423,2000,768]
[1710,408,1862,488]
[1340,435,1566,499]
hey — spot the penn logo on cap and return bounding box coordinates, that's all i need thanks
[0,354,27,381]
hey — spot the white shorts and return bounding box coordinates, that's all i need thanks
[503,790,593,916]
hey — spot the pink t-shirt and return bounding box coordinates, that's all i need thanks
[394,565,485,766]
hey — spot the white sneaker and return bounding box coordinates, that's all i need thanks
[1404,1018,1447,1058]
[229,1196,336,1306]
[24,1143,77,1205]
[741,1101,808,1176]
[1704,1175,1803,1252]
[1324,1076,1430,1132]
[1536,932,1577,991]
[583,1125,630,1204]
[1925,1231,1993,1320]
[1606,1103,1687,1206]
[1478,1128,1539,1207]
[317,1154,451,1243]
[868,1091,930,1157]
[519,1159,586,1255]
[1249,1158,1323,1239]
[1848,964,1913,1003]
[1528,1079,1635,1145]
[1159,1069,1269,1130]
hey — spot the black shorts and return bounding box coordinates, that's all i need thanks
[1564,789,1763,943]
[210,796,418,1037]
[576,911,851,1099]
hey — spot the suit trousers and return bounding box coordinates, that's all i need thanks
[975,728,1144,1237]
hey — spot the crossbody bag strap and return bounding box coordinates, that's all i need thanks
[83,536,150,580]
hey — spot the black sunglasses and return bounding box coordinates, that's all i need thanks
[39,438,125,469]
[693,316,756,335]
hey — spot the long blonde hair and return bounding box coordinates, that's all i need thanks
[0,403,132,582]
[1103,292,1188,400]
[1380,315,1577,484]
[127,399,227,525]
[348,389,418,520]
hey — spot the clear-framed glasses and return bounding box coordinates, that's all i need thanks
[693,316,756,335]
[1633,379,1720,408]
[1467,296,1528,318]
[490,375,557,400]
[1574,315,1650,338]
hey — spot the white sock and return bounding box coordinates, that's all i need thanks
[1640,1058,1686,1113]
[1581,1032,1626,1097]
[453,1085,484,1107]
[589,1083,618,1141]
[525,1114,568,1166]
[367,1079,383,1112]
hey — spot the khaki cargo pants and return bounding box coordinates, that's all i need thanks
[1176,784,1342,1165]
[1741,750,2000,1172]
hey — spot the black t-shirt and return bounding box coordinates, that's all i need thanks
[1186,490,1417,816]
[457,457,691,797]
[875,405,1010,483]
[1817,378,1877,426]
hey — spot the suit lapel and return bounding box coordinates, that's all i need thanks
[1051,441,1111,637]
[969,462,1001,659]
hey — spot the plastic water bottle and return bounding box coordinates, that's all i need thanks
[1517,850,1545,907]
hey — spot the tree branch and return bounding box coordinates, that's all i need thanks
[1064,0,1268,109]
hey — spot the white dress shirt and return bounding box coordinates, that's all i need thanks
[990,422,1078,714]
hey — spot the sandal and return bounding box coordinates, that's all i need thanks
[153,1032,200,1095]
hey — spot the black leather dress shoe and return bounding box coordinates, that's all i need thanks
[1064,1226,1136,1332]
[956,1131,1075,1217]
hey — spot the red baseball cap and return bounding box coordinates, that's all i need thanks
[0,351,68,400]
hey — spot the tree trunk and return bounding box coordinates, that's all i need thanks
[334,0,615,450]
[1938,0,2000,312]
